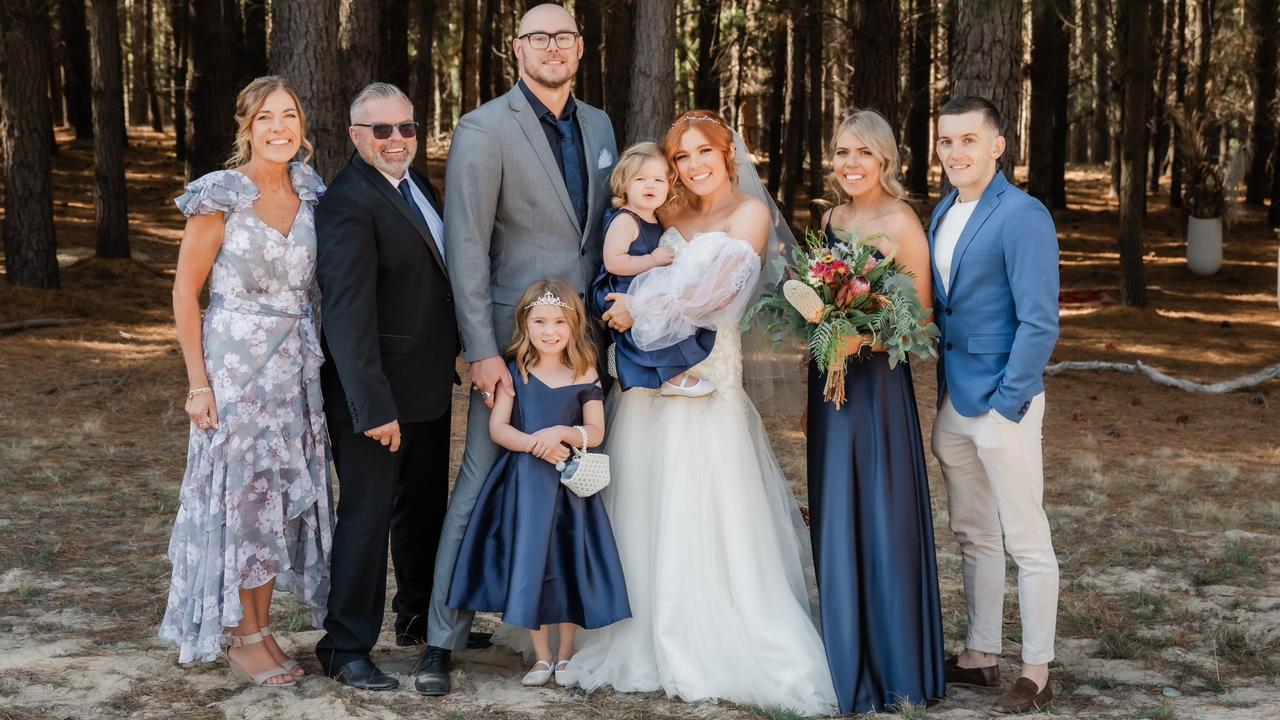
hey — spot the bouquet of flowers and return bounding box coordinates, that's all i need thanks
[744,227,938,408]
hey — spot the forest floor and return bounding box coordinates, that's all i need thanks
[0,129,1277,720]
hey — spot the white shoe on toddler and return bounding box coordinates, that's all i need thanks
[522,659,555,686]
[660,375,715,398]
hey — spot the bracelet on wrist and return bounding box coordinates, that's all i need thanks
[186,386,212,401]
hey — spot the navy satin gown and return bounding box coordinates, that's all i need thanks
[806,225,945,714]
[447,361,631,630]
[589,208,715,390]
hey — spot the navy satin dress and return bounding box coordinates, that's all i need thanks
[589,208,715,390]
[807,224,945,713]
[447,361,631,630]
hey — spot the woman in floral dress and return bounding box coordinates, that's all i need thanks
[160,76,332,688]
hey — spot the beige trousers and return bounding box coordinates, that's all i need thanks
[931,392,1058,665]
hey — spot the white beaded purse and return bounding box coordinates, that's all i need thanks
[557,424,611,498]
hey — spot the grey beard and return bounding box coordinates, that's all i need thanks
[362,148,415,177]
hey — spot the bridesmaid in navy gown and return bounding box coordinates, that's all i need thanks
[807,109,945,714]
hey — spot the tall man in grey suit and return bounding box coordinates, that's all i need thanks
[414,3,619,695]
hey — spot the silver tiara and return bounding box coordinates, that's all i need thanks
[671,115,725,129]
[525,290,571,310]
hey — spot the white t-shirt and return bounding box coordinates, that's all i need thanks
[933,198,979,295]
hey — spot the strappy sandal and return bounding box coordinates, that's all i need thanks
[226,630,295,687]
[258,625,304,677]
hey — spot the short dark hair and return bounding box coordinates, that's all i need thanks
[938,96,1003,133]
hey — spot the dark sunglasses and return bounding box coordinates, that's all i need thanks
[352,121,419,140]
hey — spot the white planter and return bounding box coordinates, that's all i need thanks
[1186,216,1222,276]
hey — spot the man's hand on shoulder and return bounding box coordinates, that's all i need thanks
[470,355,514,410]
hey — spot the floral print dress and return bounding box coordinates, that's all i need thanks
[160,163,334,664]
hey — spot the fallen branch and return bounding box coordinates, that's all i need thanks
[1045,360,1280,393]
[0,318,85,334]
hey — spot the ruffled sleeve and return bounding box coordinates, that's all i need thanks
[173,170,259,217]
[290,162,327,204]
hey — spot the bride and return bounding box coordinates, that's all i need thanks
[564,110,838,715]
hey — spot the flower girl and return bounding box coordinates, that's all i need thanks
[590,142,716,396]
[447,278,630,687]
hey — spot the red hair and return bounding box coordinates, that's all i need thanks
[662,109,738,211]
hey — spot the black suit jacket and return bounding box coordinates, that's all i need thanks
[315,153,459,432]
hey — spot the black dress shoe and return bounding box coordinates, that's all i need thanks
[328,658,399,691]
[413,646,452,695]
[467,631,493,649]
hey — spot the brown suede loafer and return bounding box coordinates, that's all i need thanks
[993,676,1053,714]
[944,654,1001,689]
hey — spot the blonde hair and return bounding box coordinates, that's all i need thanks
[226,76,314,168]
[610,142,670,209]
[662,109,738,212]
[507,277,597,382]
[827,109,908,203]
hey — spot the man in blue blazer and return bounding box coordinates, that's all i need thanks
[927,96,1060,714]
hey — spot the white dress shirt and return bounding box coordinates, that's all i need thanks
[379,168,446,264]
[933,197,979,295]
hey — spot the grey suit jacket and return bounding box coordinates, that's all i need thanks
[444,84,617,362]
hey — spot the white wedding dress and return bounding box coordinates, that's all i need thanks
[564,229,838,715]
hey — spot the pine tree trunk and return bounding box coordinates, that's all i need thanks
[1028,0,1067,207]
[126,0,149,125]
[1050,3,1069,208]
[782,12,808,223]
[273,0,344,180]
[1194,0,1217,163]
[626,0,675,144]
[61,0,94,140]
[1170,0,1186,207]
[906,0,932,198]
[579,0,603,107]
[380,0,411,91]
[1149,0,1173,193]
[694,0,722,110]
[805,0,823,207]
[1117,0,1149,307]
[1090,0,1109,163]
[413,0,437,161]
[88,0,131,258]
[2,0,61,288]
[461,0,478,113]
[170,0,188,161]
[340,0,381,109]
[1269,143,1280,226]
[145,0,164,131]
[1244,0,1277,205]
[50,36,66,129]
[187,0,239,179]
[242,0,269,79]
[1071,0,1092,164]
[950,0,1023,181]
[850,0,900,123]
[765,15,787,199]
[478,0,496,103]
[604,0,634,144]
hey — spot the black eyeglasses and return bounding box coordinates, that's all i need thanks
[351,121,419,139]
[517,31,579,50]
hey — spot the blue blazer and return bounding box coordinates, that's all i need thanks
[928,171,1060,422]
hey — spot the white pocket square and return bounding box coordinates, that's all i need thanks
[597,149,613,169]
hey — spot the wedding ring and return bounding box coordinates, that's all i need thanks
[479,390,493,400]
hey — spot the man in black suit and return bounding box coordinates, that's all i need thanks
[314,82,457,690]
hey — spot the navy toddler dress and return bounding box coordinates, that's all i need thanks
[589,208,715,390]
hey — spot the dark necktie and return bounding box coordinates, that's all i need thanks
[398,178,444,263]
[556,117,588,229]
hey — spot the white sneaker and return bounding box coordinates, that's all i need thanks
[522,659,555,687]
[553,659,576,687]
[660,376,716,398]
